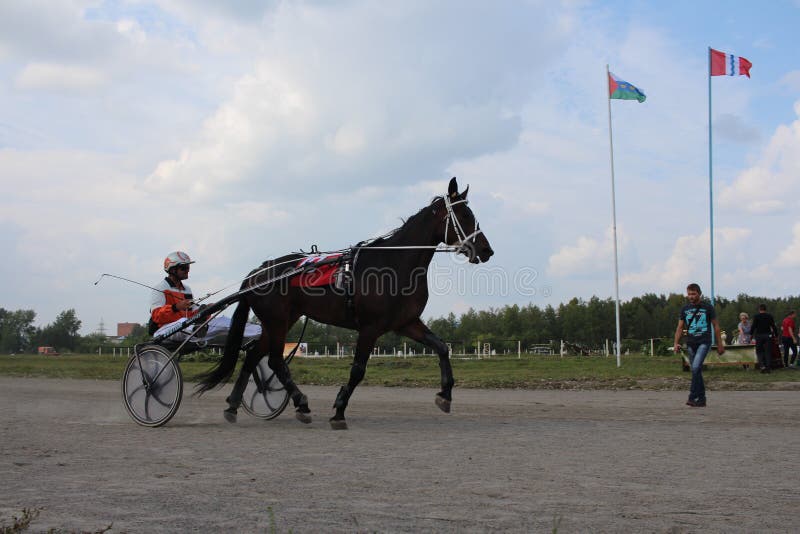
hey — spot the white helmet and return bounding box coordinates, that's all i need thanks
[163,251,195,272]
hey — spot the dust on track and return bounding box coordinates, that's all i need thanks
[1,376,798,533]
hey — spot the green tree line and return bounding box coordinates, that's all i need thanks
[0,308,97,354]
[289,293,799,354]
[3,293,798,354]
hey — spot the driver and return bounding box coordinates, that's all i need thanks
[150,251,198,331]
[150,251,260,344]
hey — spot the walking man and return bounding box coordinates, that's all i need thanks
[673,283,724,407]
[752,304,778,373]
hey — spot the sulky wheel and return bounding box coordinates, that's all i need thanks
[241,357,290,420]
[122,345,183,427]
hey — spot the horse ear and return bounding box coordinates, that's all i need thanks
[461,185,469,199]
[448,177,458,198]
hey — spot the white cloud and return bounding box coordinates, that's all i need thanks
[115,19,147,44]
[142,2,577,202]
[15,62,106,91]
[779,71,800,91]
[547,226,623,277]
[776,222,800,267]
[713,113,761,144]
[622,227,751,293]
[720,101,800,214]
[490,192,550,215]
[548,235,610,276]
[2,0,800,333]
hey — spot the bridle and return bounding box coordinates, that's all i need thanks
[442,195,484,256]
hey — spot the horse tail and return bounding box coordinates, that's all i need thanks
[195,297,250,394]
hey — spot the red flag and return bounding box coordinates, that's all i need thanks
[710,48,752,77]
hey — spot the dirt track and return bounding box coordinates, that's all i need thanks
[1,376,799,533]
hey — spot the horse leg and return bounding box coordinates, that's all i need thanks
[265,325,312,424]
[397,319,454,413]
[330,332,377,430]
[223,341,264,423]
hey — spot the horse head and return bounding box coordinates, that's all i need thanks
[435,177,494,264]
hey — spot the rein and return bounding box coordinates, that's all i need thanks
[97,194,484,305]
[351,195,483,254]
[237,195,484,293]
[352,245,460,251]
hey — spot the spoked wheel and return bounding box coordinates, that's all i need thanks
[122,345,183,427]
[241,358,290,420]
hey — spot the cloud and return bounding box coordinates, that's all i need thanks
[490,191,550,215]
[776,222,800,267]
[162,0,275,24]
[547,226,623,277]
[15,62,107,91]
[548,235,610,276]
[779,70,800,92]
[3,0,799,333]
[713,113,760,144]
[142,1,576,202]
[720,101,800,214]
[621,227,751,293]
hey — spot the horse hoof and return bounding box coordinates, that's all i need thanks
[329,418,348,430]
[223,409,237,423]
[295,411,312,424]
[435,395,451,413]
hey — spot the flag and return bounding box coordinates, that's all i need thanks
[608,71,646,102]
[710,48,752,77]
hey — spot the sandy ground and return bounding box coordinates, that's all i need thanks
[1,376,799,533]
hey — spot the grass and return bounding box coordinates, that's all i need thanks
[1,353,798,390]
[0,508,38,534]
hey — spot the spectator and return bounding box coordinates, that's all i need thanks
[673,283,724,408]
[751,304,778,373]
[737,312,753,345]
[781,310,798,367]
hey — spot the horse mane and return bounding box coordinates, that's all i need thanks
[361,196,442,248]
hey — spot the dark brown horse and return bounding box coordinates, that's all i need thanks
[197,177,493,429]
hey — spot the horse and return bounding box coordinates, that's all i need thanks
[196,177,494,429]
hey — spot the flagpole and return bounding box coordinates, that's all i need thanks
[708,47,716,306]
[606,64,622,368]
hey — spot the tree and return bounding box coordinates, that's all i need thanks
[120,323,151,346]
[0,308,37,353]
[76,333,108,353]
[37,309,82,352]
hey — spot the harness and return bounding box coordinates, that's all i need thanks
[103,193,485,339]
[270,195,485,326]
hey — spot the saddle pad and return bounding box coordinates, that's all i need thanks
[290,253,343,288]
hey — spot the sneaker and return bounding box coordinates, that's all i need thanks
[686,399,706,407]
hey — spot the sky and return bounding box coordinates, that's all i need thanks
[2,0,800,335]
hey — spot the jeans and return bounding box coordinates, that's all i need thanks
[781,336,797,366]
[687,343,710,402]
[755,334,772,370]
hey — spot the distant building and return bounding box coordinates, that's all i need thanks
[117,322,140,337]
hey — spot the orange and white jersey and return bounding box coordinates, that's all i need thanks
[150,277,199,328]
